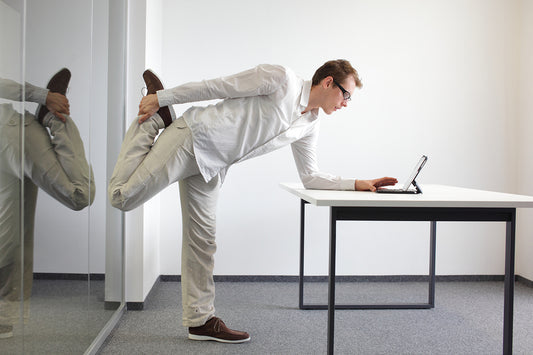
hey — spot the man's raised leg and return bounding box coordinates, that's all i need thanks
[26,68,94,211]
[108,70,189,211]
[108,116,198,211]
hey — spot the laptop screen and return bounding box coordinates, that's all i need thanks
[402,155,428,190]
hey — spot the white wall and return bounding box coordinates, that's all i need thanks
[26,0,109,274]
[27,0,532,286]
[150,0,529,278]
[105,0,126,302]
[140,0,165,300]
[122,0,163,302]
[89,0,110,276]
[109,0,159,303]
[516,0,533,280]
[0,1,22,82]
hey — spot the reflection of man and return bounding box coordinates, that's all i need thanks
[109,60,397,343]
[0,69,95,338]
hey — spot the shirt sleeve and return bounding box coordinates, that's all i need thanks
[156,64,287,106]
[291,125,356,190]
[0,78,48,104]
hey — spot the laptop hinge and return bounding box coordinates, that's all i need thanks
[412,179,423,194]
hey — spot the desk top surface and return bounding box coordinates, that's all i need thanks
[280,183,533,208]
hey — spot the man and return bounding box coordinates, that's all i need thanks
[109,60,397,343]
[0,69,95,338]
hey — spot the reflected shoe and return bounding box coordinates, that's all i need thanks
[36,68,71,124]
[188,317,250,344]
[142,69,173,128]
[0,325,13,339]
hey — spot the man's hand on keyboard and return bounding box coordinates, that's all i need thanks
[355,177,398,192]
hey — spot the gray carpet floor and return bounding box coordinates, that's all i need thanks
[1,279,117,355]
[99,280,533,354]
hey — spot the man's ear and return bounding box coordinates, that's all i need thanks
[321,76,334,89]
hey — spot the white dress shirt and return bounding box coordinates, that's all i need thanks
[157,64,355,190]
[0,79,49,129]
[0,78,48,105]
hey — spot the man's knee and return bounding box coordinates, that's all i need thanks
[67,187,95,211]
[108,184,134,212]
[108,188,124,211]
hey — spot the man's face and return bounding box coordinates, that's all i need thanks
[322,76,356,115]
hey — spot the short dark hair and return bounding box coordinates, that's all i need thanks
[312,59,362,88]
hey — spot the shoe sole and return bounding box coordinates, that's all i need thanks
[36,68,71,123]
[142,69,164,94]
[188,333,251,344]
[142,69,173,127]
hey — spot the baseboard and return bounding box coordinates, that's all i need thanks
[33,273,105,281]
[126,302,144,311]
[126,276,162,311]
[516,275,533,288]
[30,273,529,284]
[104,301,122,310]
[160,274,507,283]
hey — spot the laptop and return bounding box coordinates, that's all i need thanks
[376,155,428,194]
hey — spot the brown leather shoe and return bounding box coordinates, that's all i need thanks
[142,69,173,127]
[36,68,71,124]
[188,317,250,344]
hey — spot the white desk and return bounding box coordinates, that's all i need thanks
[280,183,533,355]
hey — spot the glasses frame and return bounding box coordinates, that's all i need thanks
[333,79,351,101]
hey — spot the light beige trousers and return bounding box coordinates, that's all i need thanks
[108,115,219,327]
[0,104,94,325]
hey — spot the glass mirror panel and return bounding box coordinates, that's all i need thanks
[1,0,124,353]
[24,0,93,352]
[0,0,25,353]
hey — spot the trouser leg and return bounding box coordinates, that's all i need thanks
[0,108,24,325]
[109,116,198,211]
[180,173,220,327]
[22,177,37,319]
[24,112,94,210]
[0,178,36,326]
[0,263,17,326]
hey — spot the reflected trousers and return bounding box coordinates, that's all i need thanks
[108,115,220,327]
[0,104,94,325]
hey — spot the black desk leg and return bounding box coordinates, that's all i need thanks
[299,199,307,310]
[429,221,436,307]
[503,210,516,355]
[327,207,338,355]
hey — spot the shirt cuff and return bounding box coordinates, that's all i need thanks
[27,84,49,105]
[156,89,173,107]
[340,178,356,191]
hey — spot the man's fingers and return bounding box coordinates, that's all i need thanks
[375,177,398,187]
[383,177,398,184]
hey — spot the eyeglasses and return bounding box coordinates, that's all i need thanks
[333,79,351,101]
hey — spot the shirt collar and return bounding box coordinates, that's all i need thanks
[300,80,312,109]
[299,80,319,118]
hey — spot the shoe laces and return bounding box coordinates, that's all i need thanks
[211,317,225,332]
